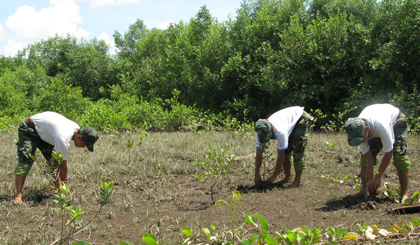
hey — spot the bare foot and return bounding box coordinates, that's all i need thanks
[277,177,292,185]
[286,181,300,188]
[348,190,366,198]
[13,194,25,206]
[401,193,410,203]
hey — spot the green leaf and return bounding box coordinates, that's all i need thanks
[245,214,258,227]
[265,234,277,245]
[285,230,297,242]
[260,230,267,238]
[411,218,420,226]
[119,241,134,245]
[336,229,347,236]
[413,190,420,199]
[239,240,252,245]
[302,226,311,236]
[181,226,193,237]
[202,227,211,240]
[255,214,268,231]
[142,237,158,245]
[142,233,158,245]
[72,242,91,245]
[234,191,241,201]
[326,228,335,236]
[404,197,415,204]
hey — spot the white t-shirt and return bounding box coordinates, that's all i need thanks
[358,104,400,154]
[256,106,304,151]
[31,111,80,160]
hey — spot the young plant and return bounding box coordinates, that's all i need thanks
[194,143,235,203]
[325,141,337,148]
[242,213,276,245]
[99,180,116,203]
[325,227,347,243]
[52,180,116,245]
[52,182,75,244]
[215,190,242,244]
[274,227,324,245]
[403,190,420,205]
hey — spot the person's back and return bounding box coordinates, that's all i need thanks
[31,111,80,160]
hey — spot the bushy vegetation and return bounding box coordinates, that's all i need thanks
[1,0,420,132]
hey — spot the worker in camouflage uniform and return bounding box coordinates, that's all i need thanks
[14,111,99,205]
[254,106,314,187]
[344,104,410,201]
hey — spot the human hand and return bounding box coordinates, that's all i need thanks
[368,175,381,192]
[266,175,277,183]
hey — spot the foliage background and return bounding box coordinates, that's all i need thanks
[1,0,419,132]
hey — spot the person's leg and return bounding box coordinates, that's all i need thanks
[398,169,409,200]
[14,120,40,205]
[14,174,26,205]
[278,151,293,184]
[288,111,312,187]
[393,113,410,200]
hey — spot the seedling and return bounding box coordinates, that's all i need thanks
[215,190,241,244]
[100,180,116,203]
[194,143,235,203]
[60,180,116,245]
[326,227,347,243]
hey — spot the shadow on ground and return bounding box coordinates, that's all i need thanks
[236,181,288,193]
[316,194,395,212]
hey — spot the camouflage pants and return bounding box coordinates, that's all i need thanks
[284,111,314,171]
[361,113,410,171]
[15,119,54,177]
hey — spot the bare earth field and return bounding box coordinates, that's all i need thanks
[1,130,420,244]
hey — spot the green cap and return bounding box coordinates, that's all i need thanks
[255,119,271,143]
[343,118,365,146]
[80,127,99,152]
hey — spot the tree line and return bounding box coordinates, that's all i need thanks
[1,0,419,132]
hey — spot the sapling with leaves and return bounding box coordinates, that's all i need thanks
[194,143,235,203]
[52,180,116,245]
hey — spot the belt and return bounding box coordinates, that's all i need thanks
[25,117,35,129]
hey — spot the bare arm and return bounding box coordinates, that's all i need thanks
[254,149,263,183]
[266,150,285,183]
[368,150,393,191]
[376,150,393,177]
[56,160,68,190]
